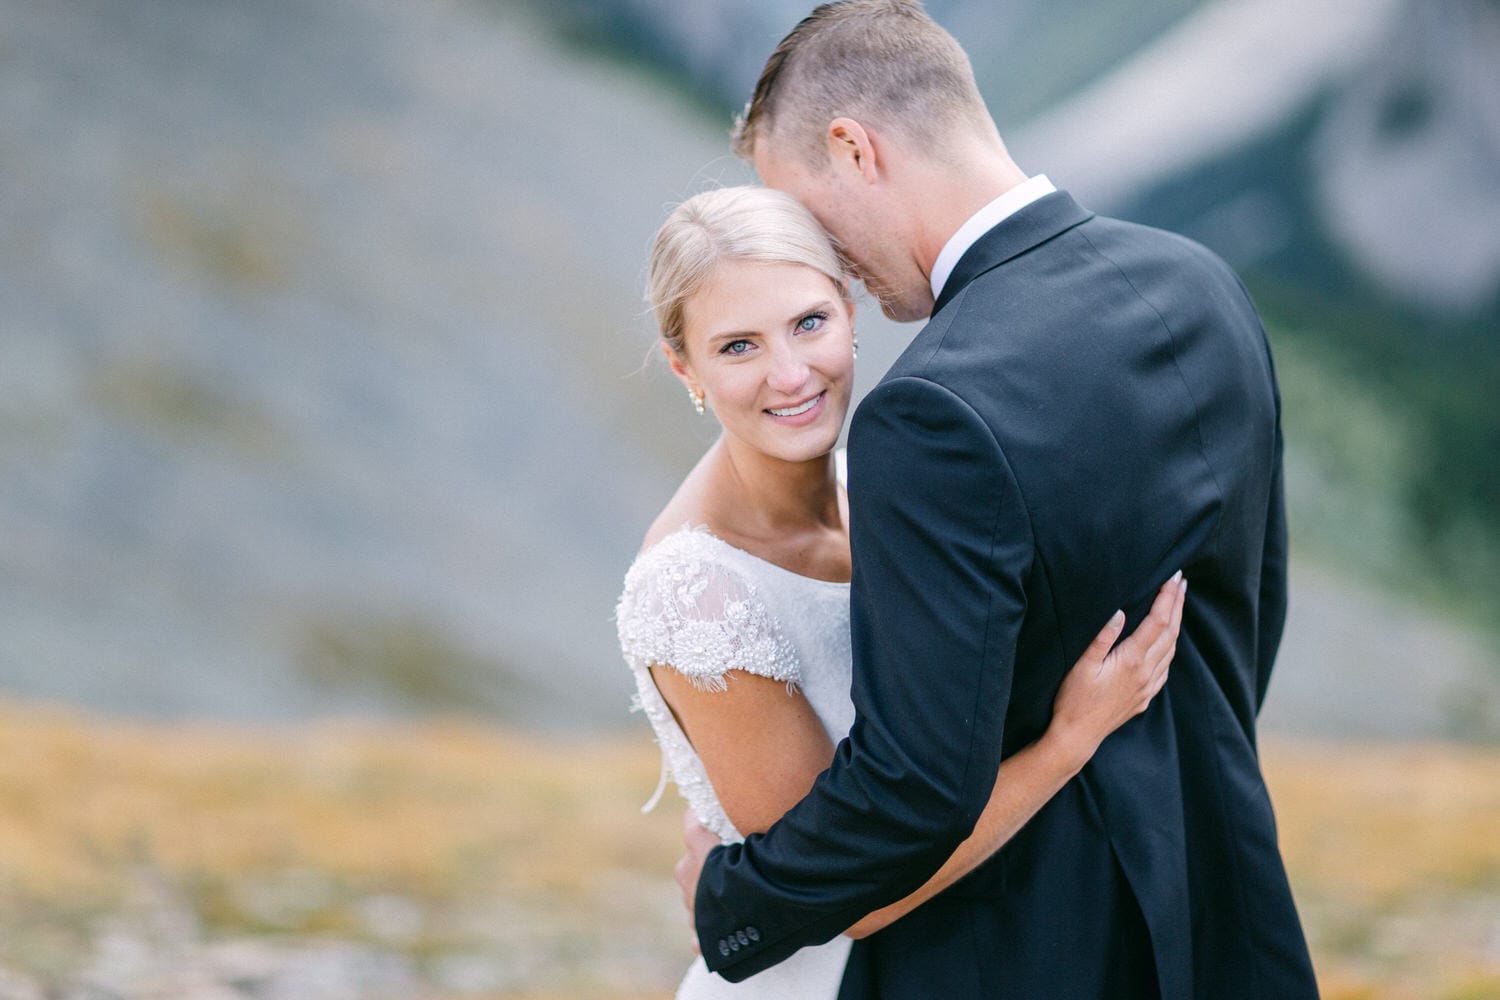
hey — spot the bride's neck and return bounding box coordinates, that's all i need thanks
[708,436,842,538]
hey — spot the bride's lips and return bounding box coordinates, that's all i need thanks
[765,391,826,426]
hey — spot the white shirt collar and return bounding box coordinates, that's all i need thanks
[929,174,1057,302]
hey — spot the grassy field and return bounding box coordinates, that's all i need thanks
[0,699,1497,999]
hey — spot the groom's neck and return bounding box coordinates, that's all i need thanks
[907,142,1031,280]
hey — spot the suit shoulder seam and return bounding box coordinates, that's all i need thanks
[1073,228,1227,557]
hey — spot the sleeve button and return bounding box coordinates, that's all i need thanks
[718,939,730,957]
[746,926,760,942]
[736,930,750,946]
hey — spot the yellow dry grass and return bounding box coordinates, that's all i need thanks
[1266,741,1500,903]
[0,700,679,903]
[1,699,1497,998]
[1263,741,1500,1000]
[0,698,685,995]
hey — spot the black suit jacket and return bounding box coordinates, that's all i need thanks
[694,191,1318,999]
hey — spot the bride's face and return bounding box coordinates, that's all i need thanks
[671,259,855,465]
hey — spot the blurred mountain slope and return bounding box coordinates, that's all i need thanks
[0,0,1494,736]
[0,0,758,725]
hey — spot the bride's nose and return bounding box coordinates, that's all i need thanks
[765,347,811,394]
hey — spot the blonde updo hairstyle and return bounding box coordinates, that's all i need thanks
[648,185,849,360]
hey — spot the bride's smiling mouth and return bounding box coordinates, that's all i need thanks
[765,391,827,423]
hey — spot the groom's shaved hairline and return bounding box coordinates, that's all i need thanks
[732,0,989,165]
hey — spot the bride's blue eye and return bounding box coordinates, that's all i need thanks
[797,312,827,332]
[720,339,752,356]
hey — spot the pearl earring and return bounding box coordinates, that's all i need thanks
[852,335,859,360]
[690,388,705,415]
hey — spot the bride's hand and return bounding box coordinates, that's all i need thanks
[1045,572,1186,771]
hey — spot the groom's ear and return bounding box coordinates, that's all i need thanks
[827,118,879,183]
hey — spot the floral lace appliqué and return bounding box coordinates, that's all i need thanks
[616,527,801,692]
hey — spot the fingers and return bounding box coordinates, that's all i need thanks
[1081,609,1127,673]
[1143,576,1187,669]
[1107,573,1185,719]
[674,852,695,913]
[683,814,718,858]
[1136,577,1185,711]
[1148,655,1171,698]
[1118,571,1183,659]
[676,811,712,926]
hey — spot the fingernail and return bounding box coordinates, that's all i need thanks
[1180,578,1188,594]
[1170,570,1183,583]
[1110,609,1125,628]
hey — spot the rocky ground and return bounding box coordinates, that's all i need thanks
[0,700,1497,999]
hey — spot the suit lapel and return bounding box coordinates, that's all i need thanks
[931,191,1096,314]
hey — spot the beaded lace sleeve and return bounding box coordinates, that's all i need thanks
[616,528,801,693]
[615,527,803,842]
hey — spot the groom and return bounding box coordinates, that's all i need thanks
[675,2,1318,998]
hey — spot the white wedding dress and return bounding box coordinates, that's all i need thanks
[616,524,855,1000]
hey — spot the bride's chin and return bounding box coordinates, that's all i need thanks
[789,432,845,465]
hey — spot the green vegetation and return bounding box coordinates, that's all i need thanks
[296,611,541,718]
[1264,299,1500,637]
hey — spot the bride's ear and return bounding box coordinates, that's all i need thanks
[663,342,698,393]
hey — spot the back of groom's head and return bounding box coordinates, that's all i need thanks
[732,0,992,167]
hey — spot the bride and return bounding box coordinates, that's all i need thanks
[616,185,1185,999]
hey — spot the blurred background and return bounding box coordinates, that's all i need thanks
[0,0,1496,997]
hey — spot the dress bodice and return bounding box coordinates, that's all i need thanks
[615,525,854,842]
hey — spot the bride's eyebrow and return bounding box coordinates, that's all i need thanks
[791,299,836,322]
[706,327,759,347]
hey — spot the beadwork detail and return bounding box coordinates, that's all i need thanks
[618,527,802,693]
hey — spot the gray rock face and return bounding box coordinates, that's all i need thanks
[0,0,756,726]
[1310,0,1500,314]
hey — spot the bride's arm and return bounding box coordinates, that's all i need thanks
[650,659,835,839]
[845,573,1185,938]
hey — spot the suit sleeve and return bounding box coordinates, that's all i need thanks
[1255,360,1289,713]
[694,376,1034,980]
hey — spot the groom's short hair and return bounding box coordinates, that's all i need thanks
[732,0,991,166]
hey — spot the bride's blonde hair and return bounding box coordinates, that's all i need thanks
[648,186,849,358]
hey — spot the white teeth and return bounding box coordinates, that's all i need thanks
[769,394,821,417]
